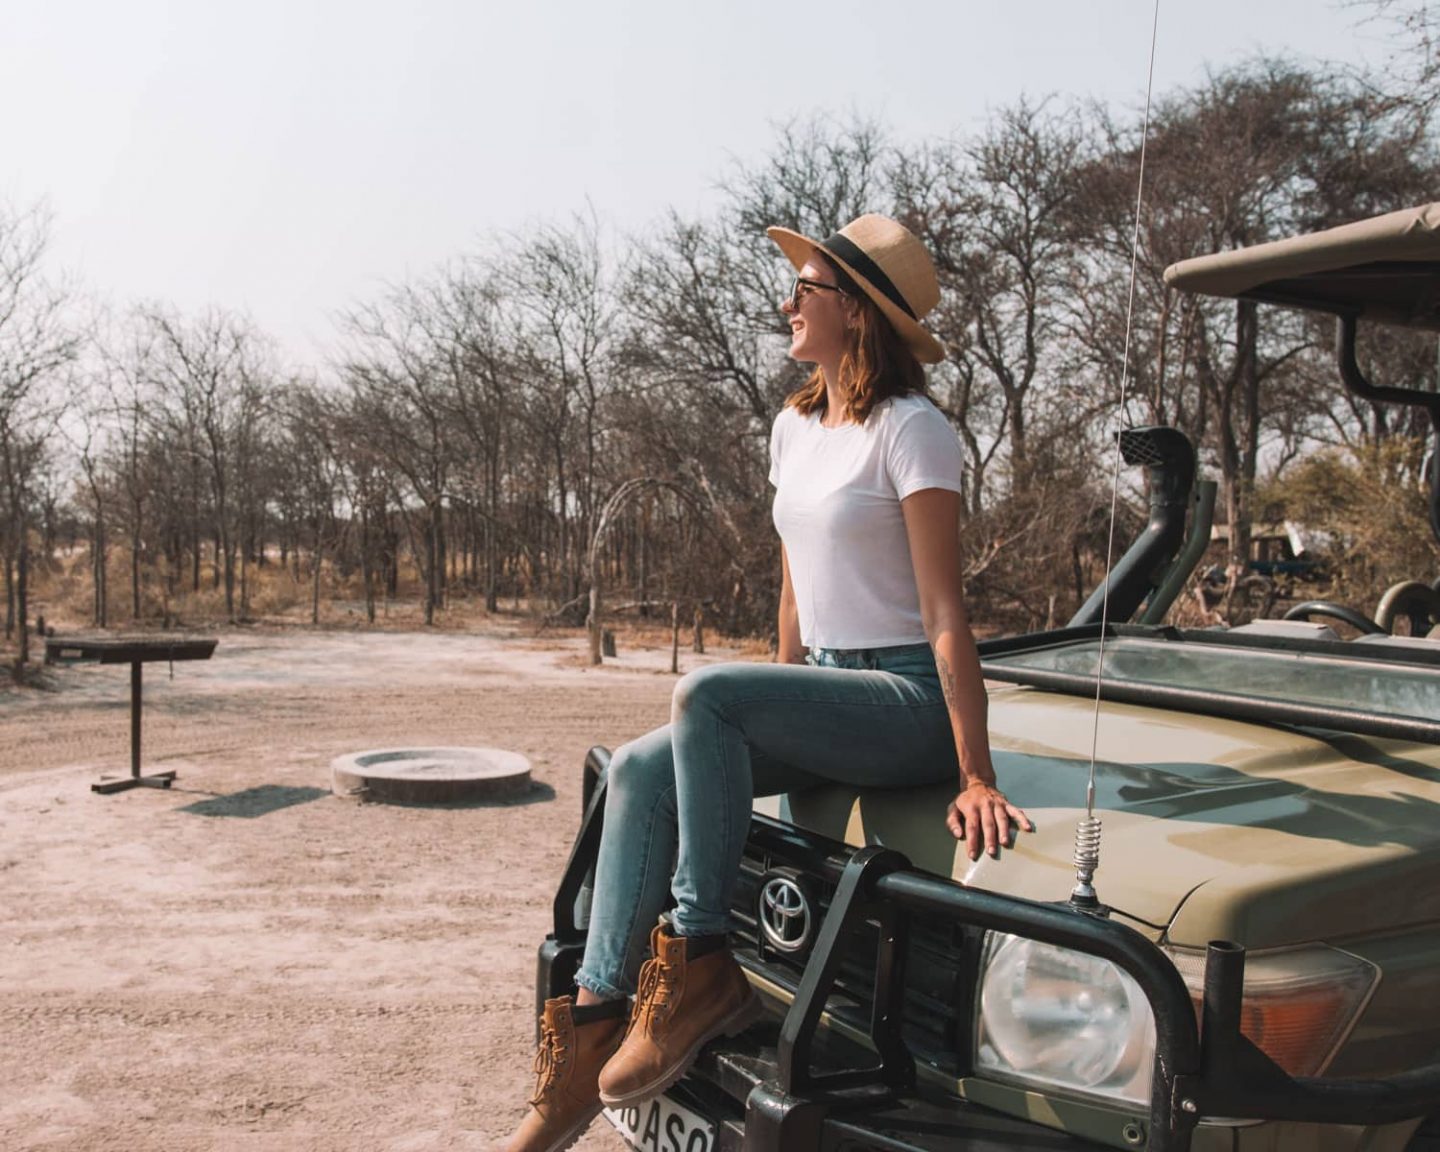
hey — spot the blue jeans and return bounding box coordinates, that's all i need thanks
[573,643,957,1000]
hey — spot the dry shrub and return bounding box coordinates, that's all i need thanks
[28,548,96,631]
[241,565,310,620]
[1262,440,1439,615]
[964,463,1132,635]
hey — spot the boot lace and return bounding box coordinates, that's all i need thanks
[631,953,681,1036]
[528,1018,569,1106]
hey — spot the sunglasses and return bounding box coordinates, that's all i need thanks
[785,275,847,308]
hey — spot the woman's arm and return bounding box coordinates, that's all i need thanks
[777,543,808,665]
[901,487,1033,859]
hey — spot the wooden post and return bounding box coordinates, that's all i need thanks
[587,585,603,665]
[130,662,143,778]
[16,527,30,679]
[670,601,680,674]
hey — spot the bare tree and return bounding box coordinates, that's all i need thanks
[1345,0,1440,115]
[143,307,272,623]
[275,380,345,624]
[12,70,1439,644]
[66,377,112,626]
[723,113,892,263]
[0,203,77,674]
[89,310,170,620]
[340,285,462,626]
[1066,60,1434,609]
[423,260,521,612]
[500,211,623,601]
[897,98,1090,504]
[329,392,397,623]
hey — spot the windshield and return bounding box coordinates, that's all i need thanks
[986,636,1440,725]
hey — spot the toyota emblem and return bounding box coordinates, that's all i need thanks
[758,874,812,954]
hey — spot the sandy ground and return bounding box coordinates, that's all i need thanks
[0,620,738,1152]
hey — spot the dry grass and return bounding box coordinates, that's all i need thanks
[7,547,753,679]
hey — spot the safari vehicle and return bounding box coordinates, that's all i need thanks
[537,204,1440,1151]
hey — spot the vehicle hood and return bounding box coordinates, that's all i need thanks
[759,685,1440,947]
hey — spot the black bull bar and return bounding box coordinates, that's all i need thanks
[537,749,1440,1151]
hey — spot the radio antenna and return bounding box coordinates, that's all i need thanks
[1072,0,1162,911]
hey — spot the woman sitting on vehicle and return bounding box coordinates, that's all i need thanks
[503,212,1032,1152]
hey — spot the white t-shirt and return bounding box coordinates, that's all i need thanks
[769,393,964,649]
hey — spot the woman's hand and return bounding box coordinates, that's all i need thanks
[946,780,1033,861]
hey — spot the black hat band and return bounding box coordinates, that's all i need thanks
[822,232,918,321]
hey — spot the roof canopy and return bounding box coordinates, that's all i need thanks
[1163,203,1440,331]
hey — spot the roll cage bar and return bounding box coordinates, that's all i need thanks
[1162,203,1440,549]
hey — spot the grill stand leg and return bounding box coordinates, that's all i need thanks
[92,661,177,794]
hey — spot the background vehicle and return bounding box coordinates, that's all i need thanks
[539,204,1440,1151]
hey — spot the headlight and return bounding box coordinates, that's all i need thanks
[975,933,1380,1108]
[976,933,1155,1106]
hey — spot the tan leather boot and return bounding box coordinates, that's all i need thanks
[597,922,761,1108]
[502,995,625,1152]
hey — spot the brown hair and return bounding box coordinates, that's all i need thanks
[784,254,928,424]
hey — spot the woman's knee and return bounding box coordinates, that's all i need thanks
[672,662,752,724]
[605,729,674,799]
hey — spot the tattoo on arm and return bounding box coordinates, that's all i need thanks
[936,646,1001,796]
[936,651,959,716]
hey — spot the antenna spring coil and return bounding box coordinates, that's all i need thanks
[1073,814,1102,871]
[1070,814,1103,908]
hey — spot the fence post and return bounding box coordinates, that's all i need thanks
[670,602,680,674]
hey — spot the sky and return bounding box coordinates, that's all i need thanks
[0,1,1397,367]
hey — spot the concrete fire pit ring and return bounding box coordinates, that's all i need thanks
[330,746,532,804]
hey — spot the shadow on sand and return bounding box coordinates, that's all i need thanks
[178,784,331,818]
[175,780,558,817]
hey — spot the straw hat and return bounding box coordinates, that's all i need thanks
[767,214,946,364]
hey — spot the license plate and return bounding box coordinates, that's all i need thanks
[603,1093,716,1152]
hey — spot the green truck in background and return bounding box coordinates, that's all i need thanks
[539,204,1440,1151]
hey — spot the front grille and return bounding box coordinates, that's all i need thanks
[731,826,981,1078]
